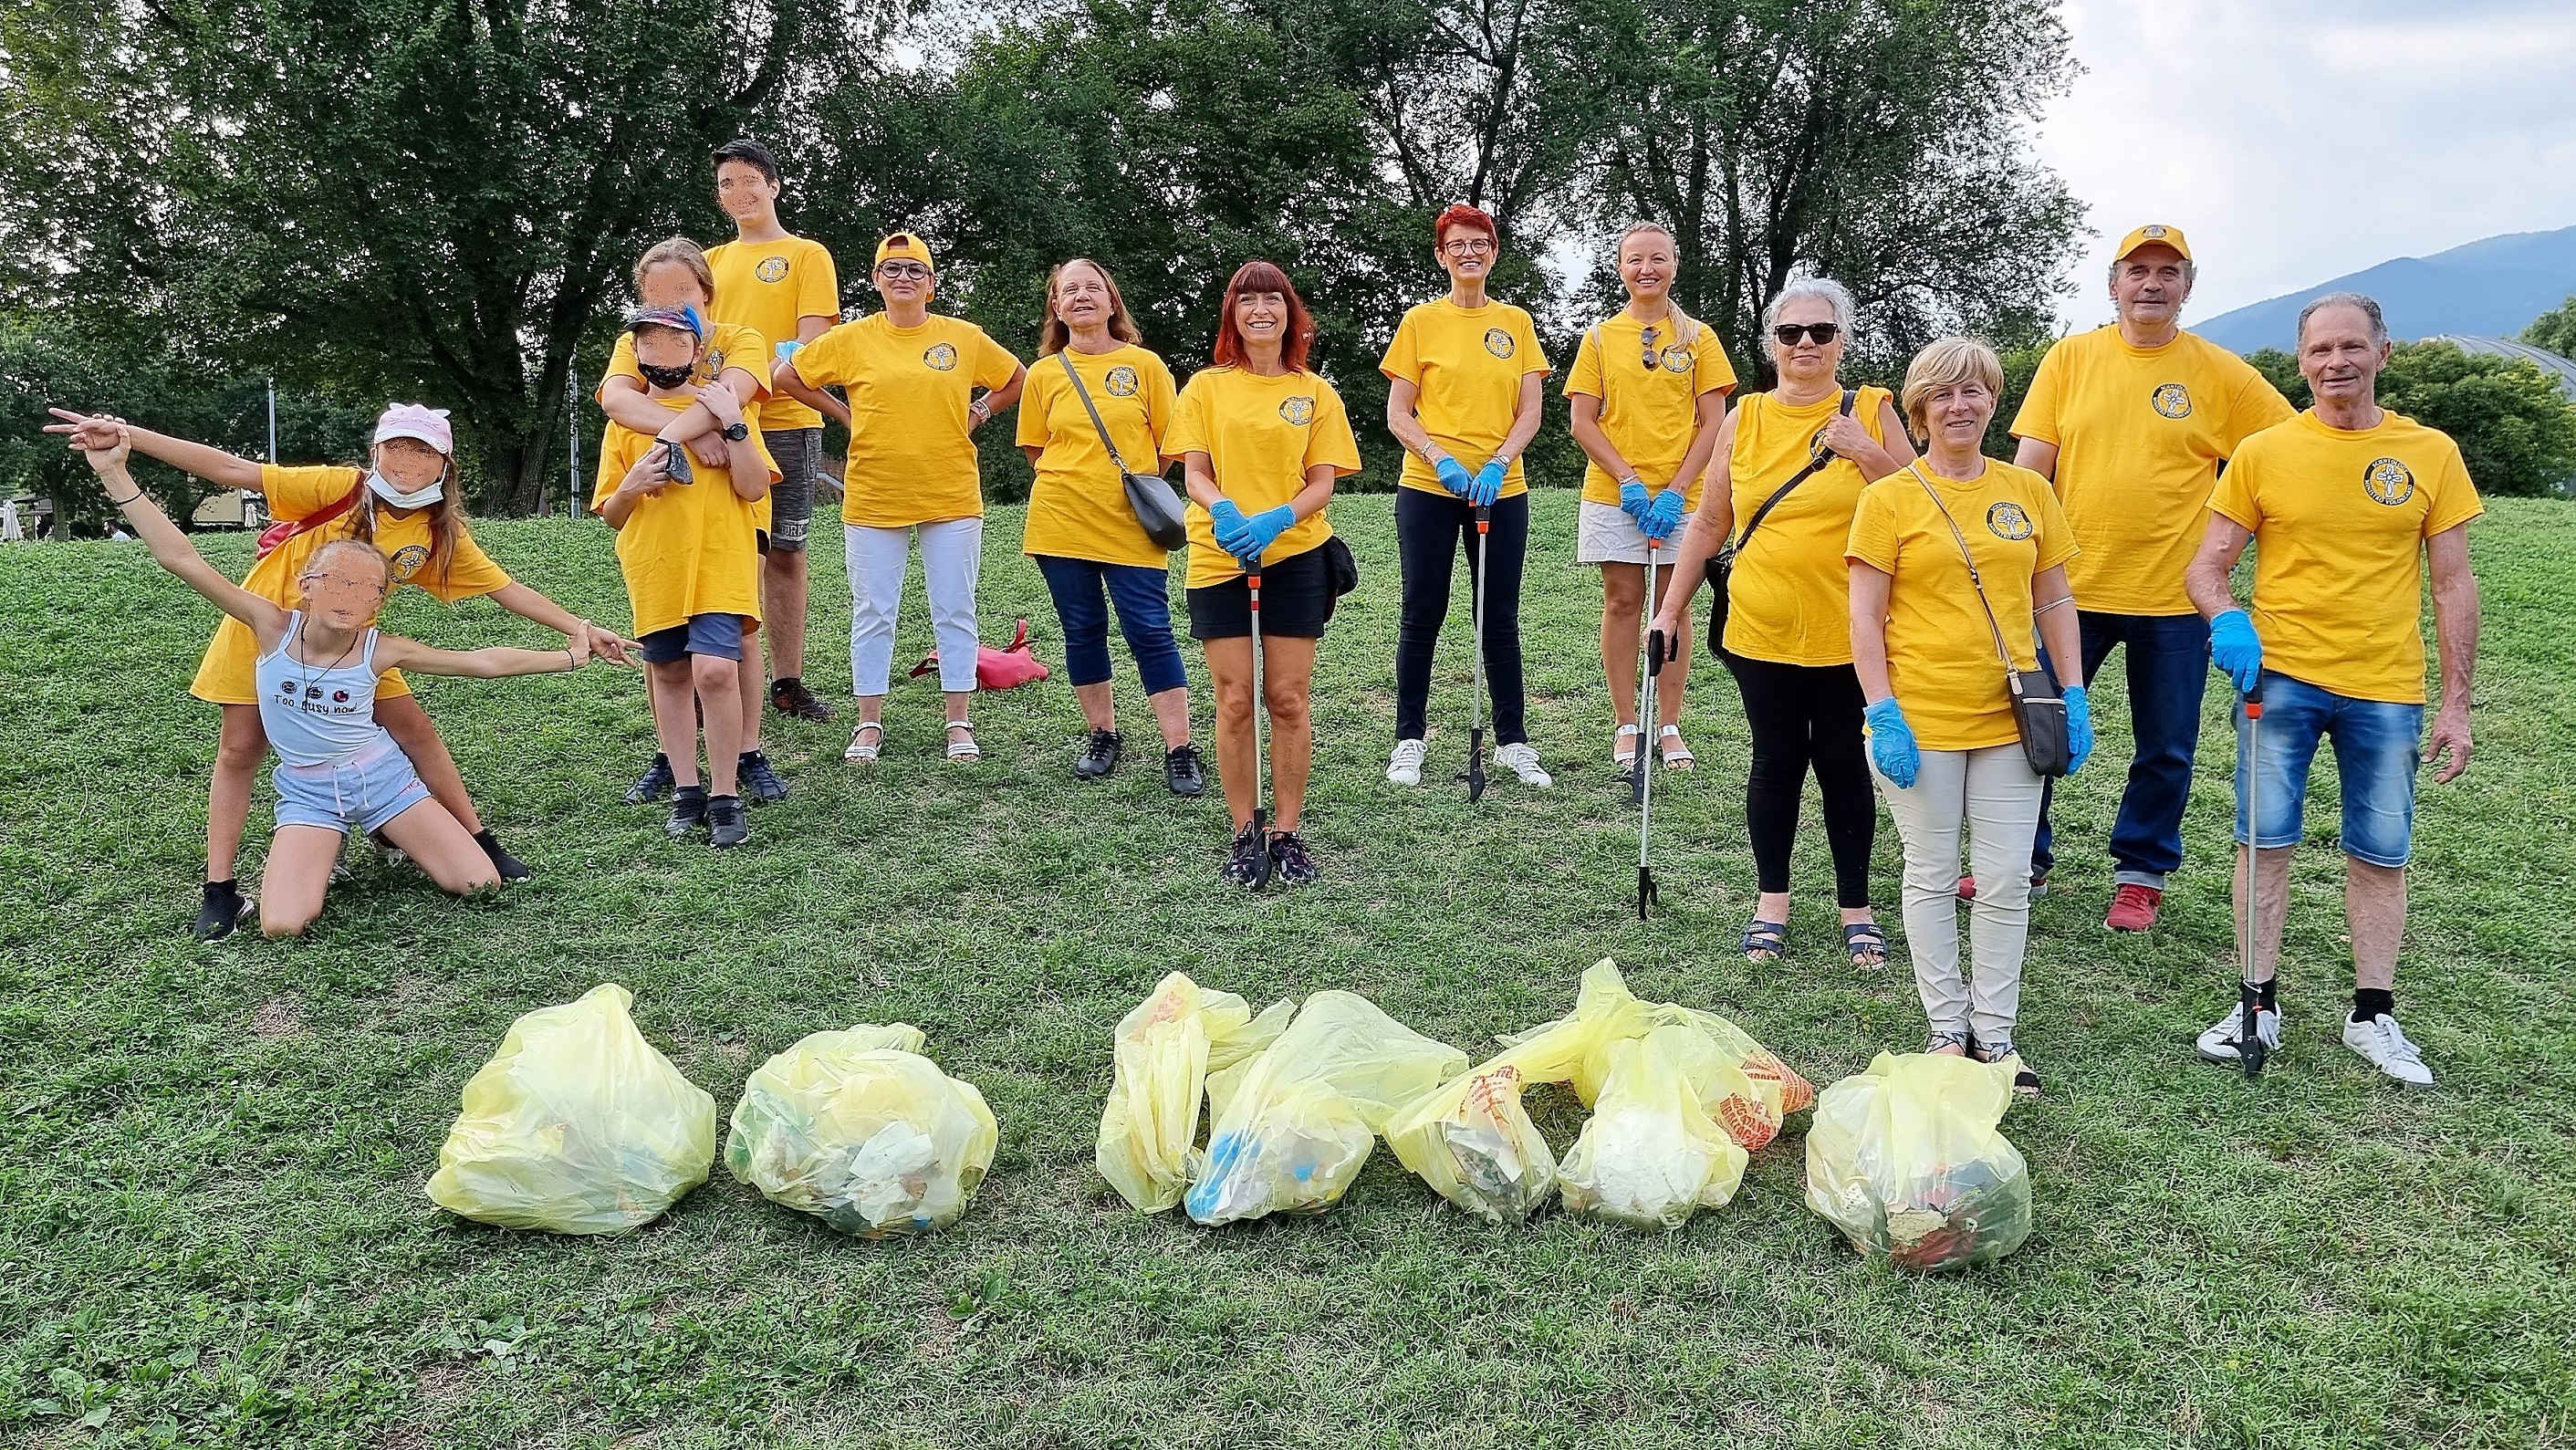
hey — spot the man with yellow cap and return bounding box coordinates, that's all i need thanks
[1999,224,2294,932]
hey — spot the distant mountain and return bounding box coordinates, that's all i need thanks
[2195,225,2576,354]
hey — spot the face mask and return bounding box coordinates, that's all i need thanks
[637,360,696,390]
[366,468,444,509]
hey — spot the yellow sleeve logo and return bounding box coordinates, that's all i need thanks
[2362,457,2416,506]
[2151,382,2192,419]
[756,256,789,283]
[388,543,431,579]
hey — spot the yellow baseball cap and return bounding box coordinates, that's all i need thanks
[874,232,935,271]
[2114,224,2193,263]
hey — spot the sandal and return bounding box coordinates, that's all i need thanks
[1655,724,1695,770]
[944,720,980,762]
[1924,1029,1971,1057]
[1974,1038,2042,1098]
[844,721,883,762]
[1740,918,1788,964]
[1843,922,1888,971]
[1612,722,1642,767]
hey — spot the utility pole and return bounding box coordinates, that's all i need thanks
[266,377,277,461]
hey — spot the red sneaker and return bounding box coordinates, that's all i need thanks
[2104,882,2163,933]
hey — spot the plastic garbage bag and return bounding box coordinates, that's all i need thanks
[725,1024,998,1238]
[1098,973,1292,1213]
[1805,1051,2032,1271]
[1558,1025,1752,1229]
[426,984,716,1235]
[1184,991,1466,1226]
[1501,958,1806,1150]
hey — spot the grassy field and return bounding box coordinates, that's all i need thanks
[4,491,2571,1449]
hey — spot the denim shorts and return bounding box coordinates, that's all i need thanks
[273,739,432,836]
[640,613,747,663]
[2235,671,2422,868]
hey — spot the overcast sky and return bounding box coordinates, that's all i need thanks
[2031,0,2576,328]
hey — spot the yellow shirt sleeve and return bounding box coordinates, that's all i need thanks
[1694,328,1738,395]
[2225,368,2297,449]
[1845,482,1899,573]
[1013,364,1054,450]
[260,464,363,520]
[1167,378,1210,459]
[1145,353,1178,462]
[2206,446,2260,531]
[1304,381,1364,476]
[2033,477,2078,574]
[1379,311,1424,385]
[418,528,515,602]
[2422,438,2484,538]
[788,321,859,391]
[1513,310,1550,376]
[973,329,1022,392]
[796,245,840,329]
[2009,343,2065,445]
[1564,328,1603,401]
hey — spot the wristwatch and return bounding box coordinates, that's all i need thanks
[721,422,749,442]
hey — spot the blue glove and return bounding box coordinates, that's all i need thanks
[1434,455,1474,496]
[1642,487,1686,542]
[1469,458,1507,506]
[1241,505,1296,560]
[2210,609,2263,695]
[1865,696,1918,788]
[1208,499,1256,560]
[1618,479,1651,523]
[2064,683,2093,775]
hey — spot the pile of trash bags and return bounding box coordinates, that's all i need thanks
[1096,973,1293,1214]
[1805,1050,2032,1271]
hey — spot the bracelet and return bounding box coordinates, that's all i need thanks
[2035,595,2075,616]
[1617,474,1643,489]
[110,491,144,506]
[566,646,579,671]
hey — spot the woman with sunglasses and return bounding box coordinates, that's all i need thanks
[1566,221,1736,770]
[1654,277,1912,969]
[1380,202,1554,791]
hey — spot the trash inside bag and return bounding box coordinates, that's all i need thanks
[1185,991,1466,1226]
[725,1024,998,1238]
[1098,973,1292,1213]
[1805,1051,2032,1271]
[426,983,716,1235]
[1557,1025,1751,1229]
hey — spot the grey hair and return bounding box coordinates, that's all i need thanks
[2297,291,2388,348]
[1764,277,1856,338]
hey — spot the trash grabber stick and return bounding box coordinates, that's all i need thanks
[1460,503,1492,802]
[2239,677,2266,1079]
[1632,541,1655,809]
[1638,543,1672,917]
[1247,558,1272,890]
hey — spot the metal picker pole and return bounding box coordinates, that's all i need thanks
[2239,679,2268,1079]
[266,378,277,462]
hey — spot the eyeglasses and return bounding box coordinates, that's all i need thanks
[1441,238,1495,258]
[1774,322,1840,347]
[1640,325,1663,370]
[877,261,932,281]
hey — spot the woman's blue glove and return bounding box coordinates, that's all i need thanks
[1470,458,1507,506]
[2063,683,2093,775]
[1865,696,1919,788]
[2209,609,2263,694]
[1643,487,1686,541]
[1208,499,1256,559]
[1618,479,1651,522]
[1241,505,1296,561]
[1435,456,1474,496]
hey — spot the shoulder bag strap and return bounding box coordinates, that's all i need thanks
[1903,462,2020,673]
[1734,388,1857,555]
[1056,351,1138,476]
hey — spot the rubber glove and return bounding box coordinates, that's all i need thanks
[1618,478,1651,523]
[1643,487,1686,542]
[2064,683,2093,775]
[1864,696,1918,788]
[1470,458,1507,506]
[2210,609,2263,695]
[1208,498,1256,559]
[1434,455,1474,496]
[1240,505,1297,561]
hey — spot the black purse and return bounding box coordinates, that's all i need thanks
[1707,389,1855,656]
[1057,351,1188,551]
[1903,464,2070,777]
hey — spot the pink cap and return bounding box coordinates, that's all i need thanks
[373,402,454,456]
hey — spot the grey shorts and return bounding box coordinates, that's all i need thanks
[765,426,824,550]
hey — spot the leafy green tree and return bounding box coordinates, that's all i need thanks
[2245,342,2575,497]
[2522,295,2576,360]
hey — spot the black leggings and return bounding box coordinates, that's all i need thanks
[1726,652,1874,908]
[1394,488,1528,744]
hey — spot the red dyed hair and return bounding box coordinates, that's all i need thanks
[1212,260,1316,373]
[1434,203,1498,247]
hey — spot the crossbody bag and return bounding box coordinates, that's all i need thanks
[1903,462,2070,777]
[1706,388,1855,655]
[1057,351,1188,551]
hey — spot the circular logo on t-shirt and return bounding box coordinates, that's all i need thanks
[923,341,958,371]
[1484,328,1515,359]
[703,347,726,381]
[1986,500,2035,541]
[1104,365,1140,398]
[756,256,789,284]
[2362,456,2416,506]
[2152,382,2193,419]
[1278,395,1315,425]
[1660,344,1695,372]
[388,543,430,579]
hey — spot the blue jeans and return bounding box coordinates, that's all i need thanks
[2236,671,2421,868]
[2034,610,2209,887]
[1034,556,1188,696]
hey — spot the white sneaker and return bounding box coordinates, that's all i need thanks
[1386,737,1428,787]
[2195,999,2283,1064]
[2342,1011,2434,1087]
[1495,742,1553,788]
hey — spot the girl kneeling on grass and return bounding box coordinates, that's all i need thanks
[72,424,602,936]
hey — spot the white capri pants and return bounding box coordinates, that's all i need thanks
[1872,742,2044,1046]
[844,518,984,696]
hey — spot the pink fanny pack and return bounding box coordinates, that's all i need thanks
[911,618,1049,690]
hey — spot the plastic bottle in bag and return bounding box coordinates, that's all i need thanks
[1805,1051,2032,1271]
[725,1024,998,1238]
[1097,973,1292,1213]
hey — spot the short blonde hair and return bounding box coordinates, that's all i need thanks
[1900,337,2005,441]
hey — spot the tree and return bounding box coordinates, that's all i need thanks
[2246,342,2576,498]
[2522,295,2576,361]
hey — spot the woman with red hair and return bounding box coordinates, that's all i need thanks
[1168,261,1362,886]
[1381,202,1554,790]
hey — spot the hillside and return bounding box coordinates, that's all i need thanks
[2198,224,2576,352]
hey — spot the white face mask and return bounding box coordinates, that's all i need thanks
[366,468,444,509]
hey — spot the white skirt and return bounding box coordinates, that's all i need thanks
[1575,498,1665,565]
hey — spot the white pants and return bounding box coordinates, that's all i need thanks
[1873,743,2044,1044]
[845,519,984,696]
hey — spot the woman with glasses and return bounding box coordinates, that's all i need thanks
[1654,277,1912,968]
[1566,221,1736,770]
[1380,202,1554,790]
[775,231,1026,763]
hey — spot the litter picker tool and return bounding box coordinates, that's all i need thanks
[1245,556,1274,891]
[2237,679,2267,1078]
[1635,540,1674,918]
[1458,503,1492,802]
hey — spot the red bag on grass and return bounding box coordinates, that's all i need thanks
[911,618,1049,691]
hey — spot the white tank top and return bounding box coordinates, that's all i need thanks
[255,612,394,766]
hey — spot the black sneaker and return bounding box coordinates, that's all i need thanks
[707,794,750,849]
[1163,743,1206,798]
[1268,829,1318,886]
[195,879,251,942]
[475,829,532,882]
[1222,822,1269,888]
[771,676,836,722]
[624,753,675,806]
[1075,728,1122,780]
[737,751,787,804]
[666,785,709,838]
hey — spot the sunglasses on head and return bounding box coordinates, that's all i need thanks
[878,260,931,281]
[1774,322,1840,347]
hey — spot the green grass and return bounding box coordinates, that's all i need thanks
[3,492,2571,1449]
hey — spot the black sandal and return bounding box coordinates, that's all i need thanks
[1741,919,1789,964]
[1975,1038,2042,1099]
[1843,922,1888,971]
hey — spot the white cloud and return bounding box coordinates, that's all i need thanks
[2031,0,2576,327]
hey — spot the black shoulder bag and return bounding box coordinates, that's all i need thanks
[1706,388,1855,656]
[1058,351,1188,551]
[1903,463,2070,777]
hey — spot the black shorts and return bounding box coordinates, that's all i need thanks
[1186,542,1337,640]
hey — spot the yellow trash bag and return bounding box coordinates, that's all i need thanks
[1557,1025,1751,1229]
[1384,959,1647,1223]
[725,1024,998,1238]
[426,983,716,1235]
[1501,959,1806,1151]
[1805,1051,2032,1271]
[1097,973,1292,1213]
[1184,991,1466,1226]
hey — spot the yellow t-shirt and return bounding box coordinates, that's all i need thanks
[2010,325,2293,615]
[589,402,778,639]
[1166,367,1361,589]
[1016,344,1179,569]
[1724,386,1894,667]
[191,464,513,705]
[1380,298,1549,496]
[597,323,777,535]
[706,235,840,432]
[1846,459,2078,751]
[792,313,1022,529]
[1563,313,1736,506]
[2206,410,2483,705]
